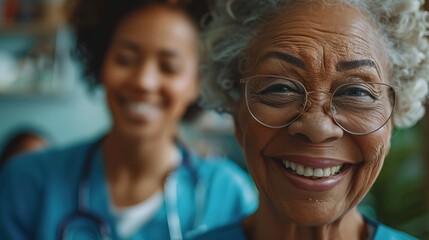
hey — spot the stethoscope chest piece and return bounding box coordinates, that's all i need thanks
[58,210,110,240]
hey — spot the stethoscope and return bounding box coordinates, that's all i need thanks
[57,138,205,240]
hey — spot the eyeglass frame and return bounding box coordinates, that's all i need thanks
[239,75,400,135]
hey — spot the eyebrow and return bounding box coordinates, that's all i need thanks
[336,59,376,72]
[159,49,182,59]
[113,40,183,59]
[113,40,140,52]
[262,51,306,69]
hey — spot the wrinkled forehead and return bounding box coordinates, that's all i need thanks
[243,1,390,81]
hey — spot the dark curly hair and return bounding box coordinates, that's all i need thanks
[65,0,209,87]
[65,0,210,121]
[0,127,50,169]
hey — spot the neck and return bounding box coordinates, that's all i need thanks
[101,130,178,207]
[243,198,367,240]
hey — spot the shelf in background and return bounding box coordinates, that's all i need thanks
[0,22,59,35]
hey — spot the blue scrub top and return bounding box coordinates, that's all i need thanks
[191,218,418,240]
[0,138,258,240]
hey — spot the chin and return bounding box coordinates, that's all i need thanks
[278,200,347,227]
[289,214,341,227]
[113,123,159,140]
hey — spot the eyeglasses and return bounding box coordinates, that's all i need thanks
[240,75,398,135]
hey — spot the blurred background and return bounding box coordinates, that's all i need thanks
[0,0,427,238]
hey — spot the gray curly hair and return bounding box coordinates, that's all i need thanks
[200,0,429,128]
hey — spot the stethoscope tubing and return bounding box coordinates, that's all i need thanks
[57,138,201,240]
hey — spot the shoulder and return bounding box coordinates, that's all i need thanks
[192,154,256,198]
[0,138,99,238]
[0,138,96,185]
[190,221,246,240]
[370,220,417,240]
[193,154,250,183]
[189,153,258,219]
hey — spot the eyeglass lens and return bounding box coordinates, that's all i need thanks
[244,76,395,134]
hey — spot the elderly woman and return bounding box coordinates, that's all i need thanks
[194,0,429,239]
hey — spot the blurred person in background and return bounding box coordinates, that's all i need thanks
[192,0,429,239]
[0,127,50,169]
[0,0,257,239]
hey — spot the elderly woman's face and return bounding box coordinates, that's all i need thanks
[235,2,392,225]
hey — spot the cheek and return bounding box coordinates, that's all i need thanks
[349,128,391,204]
[101,56,124,89]
[166,75,198,116]
[236,102,277,194]
[100,60,116,101]
[172,74,197,98]
[361,126,391,169]
[363,134,389,181]
[170,60,199,99]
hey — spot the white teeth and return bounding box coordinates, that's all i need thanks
[282,160,343,179]
[290,162,297,171]
[313,168,324,177]
[296,165,305,175]
[304,167,313,177]
[323,168,331,177]
[128,103,160,117]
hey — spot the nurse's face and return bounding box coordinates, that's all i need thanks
[235,2,392,225]
[101,5,198,139]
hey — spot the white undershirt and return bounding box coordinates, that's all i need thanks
[110,146,182,239]
[112,191,163,239]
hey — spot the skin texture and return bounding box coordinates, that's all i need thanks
[99,4,198,207]
[234,2,392,240]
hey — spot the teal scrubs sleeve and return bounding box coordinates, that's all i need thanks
[0,139,258,240]
[0,158,43,239]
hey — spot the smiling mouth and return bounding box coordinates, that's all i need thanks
[281,160,346,179]
[128,102,160,115]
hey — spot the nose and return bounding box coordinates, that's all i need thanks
[133,62,160,92]
[287,91,343,143]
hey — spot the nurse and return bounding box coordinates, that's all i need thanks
[0,0,257,239]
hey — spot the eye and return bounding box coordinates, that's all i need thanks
[341,87,369,96]
[258,78,302,95]
[332,84,382,108]
[113,52,138,67]
[335,84,377,99]
[160,61,180,74]
[260,84,294,94]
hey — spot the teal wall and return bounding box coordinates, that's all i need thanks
[0,80,110,147]
[0,28,110,148]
